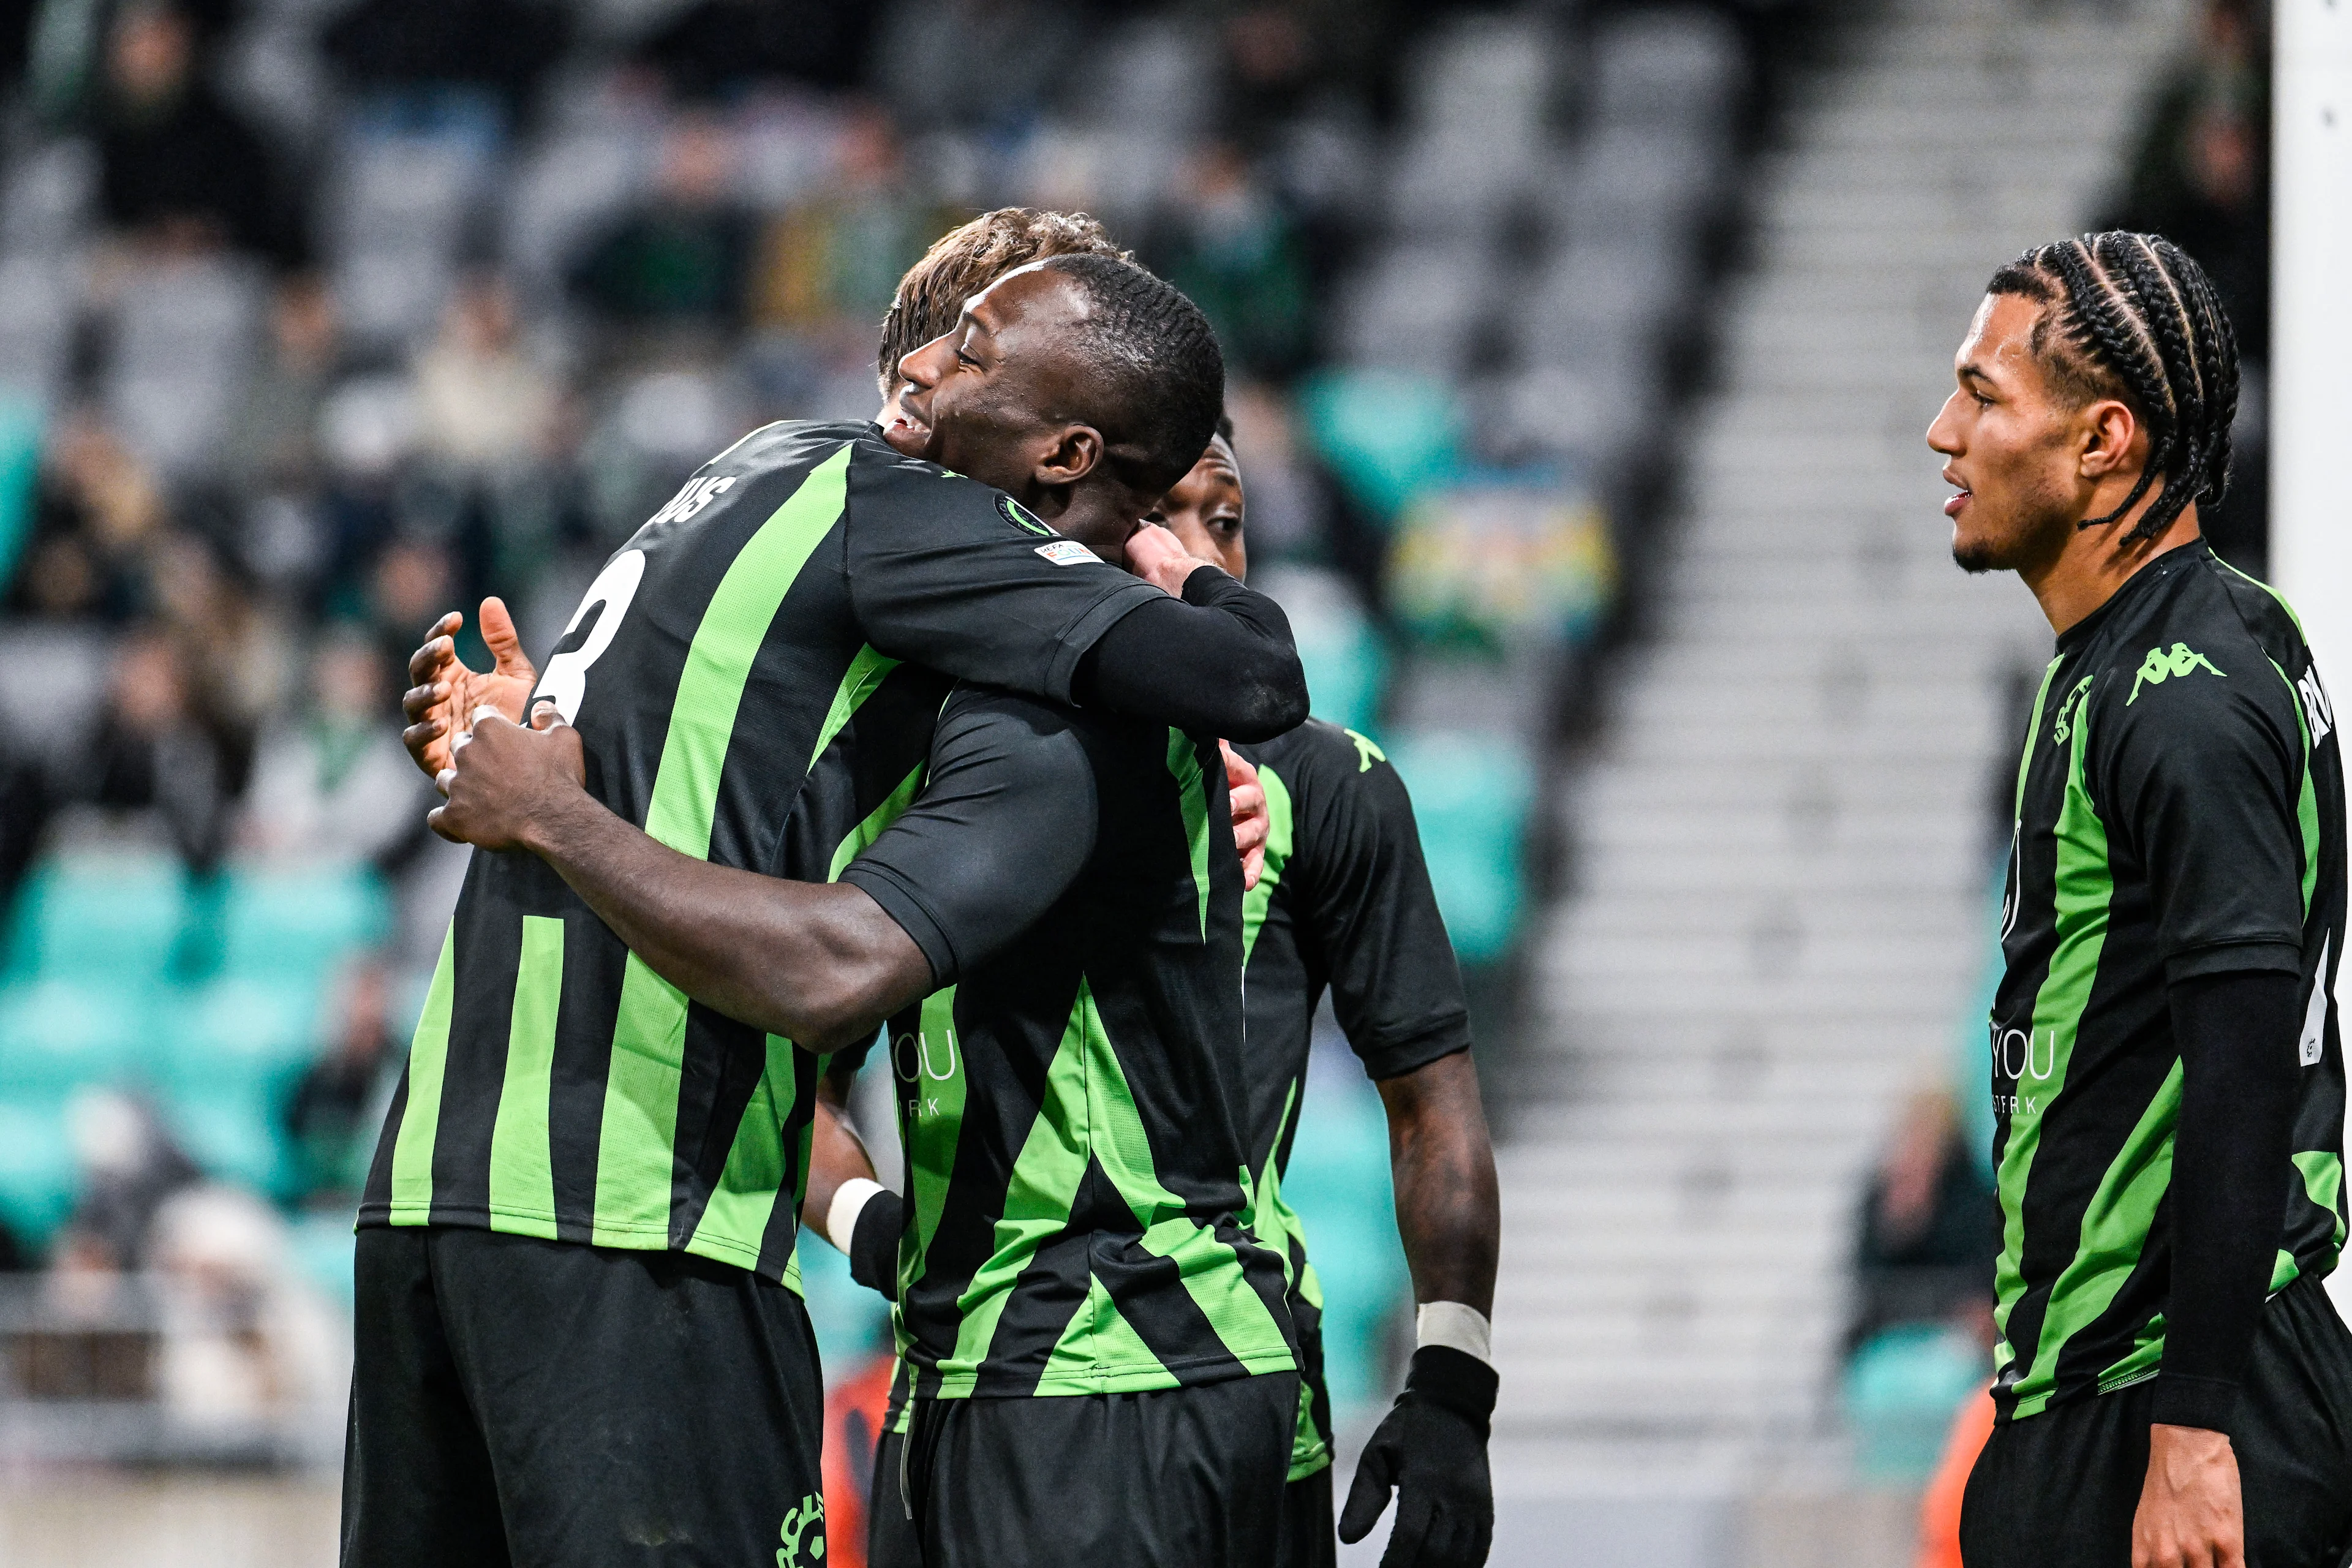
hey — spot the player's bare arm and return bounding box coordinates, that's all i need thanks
[430,710,929,1053]
[1378,1052,1500,1317]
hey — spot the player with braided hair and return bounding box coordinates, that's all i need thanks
[1931,235,2351,1567]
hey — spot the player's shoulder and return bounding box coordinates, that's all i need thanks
[1245,717,1404,812]
[2089,546,2299,733]
[837,431,1049,532]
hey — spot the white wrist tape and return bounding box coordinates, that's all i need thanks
[1415,1302,1493,1367]
[825,1177,886,1254]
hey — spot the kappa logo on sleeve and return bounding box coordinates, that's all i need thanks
[2127,643,2226,705]
[1033,539,1100,567]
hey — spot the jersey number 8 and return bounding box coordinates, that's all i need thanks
[532,549,646,725]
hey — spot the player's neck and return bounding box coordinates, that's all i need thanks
[2022,497,2203,639]
[1025,484,1144,562]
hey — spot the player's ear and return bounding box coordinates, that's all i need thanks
[2077,397,2140,480]
[1033,424,1104,489]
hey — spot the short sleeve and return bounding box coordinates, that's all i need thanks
[2095,641,2307,982]
[838,690,1101,986]
[1287,726,1474,1079]
[843,449,1162,704]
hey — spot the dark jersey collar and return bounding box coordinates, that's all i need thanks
[2052,538,2212,657]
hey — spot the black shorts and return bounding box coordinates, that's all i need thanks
[343,1225,827,1568]
[1960,1273,2352,1568]
[901,1374,1298,1568]
[869,1425,920,1568]
[1279,1464,1336,1568]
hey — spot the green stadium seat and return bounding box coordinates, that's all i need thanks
[2,853,186,983]
[217,866,393,978]
[287,1208,359,1308]
[1844,1322,1988,1484]
[146,977,323,1101]
[0,978,149,1093]
[161,1089,294,1199]
[1385,729,1535,965]
[1281,1066,1408,1423]
[0,1093,77,1248]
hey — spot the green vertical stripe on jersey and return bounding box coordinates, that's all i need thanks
[941,982,1098,1389]
[1167,731,1212,939]
[2295,1150,2347,1267]
[388,929,458,1220]
[1994,687,2111,1382]
[2023,1061,2182,1409]
[829,765,927,881]
[2013,659,2064,820]
[2269,657,2322,917]
[1242,764,1295,967]
[486,916,564,1235]
[686,1031,801,1271]
[593,444,853,1248]
[809,645,902,770]
[903,987,965,1294]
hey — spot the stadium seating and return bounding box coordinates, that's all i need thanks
[0,854,390,1242]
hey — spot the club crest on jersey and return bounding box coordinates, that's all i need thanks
[997,494,1053,537]
[2127,643,2225,705]
[1033,538,1098,567]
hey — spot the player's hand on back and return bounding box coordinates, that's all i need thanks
[1223,741,1267,891]
[428,703,586,853]
[402,598,538,782]
[1124,522,1215,597]
[2131,1424,2246,1568]
[1340,1346,1496,1568]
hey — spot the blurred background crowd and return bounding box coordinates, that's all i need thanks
[0,0,2285,1560]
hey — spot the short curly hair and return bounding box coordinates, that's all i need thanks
[1033,252,1226,499]
[875,208,1129,394]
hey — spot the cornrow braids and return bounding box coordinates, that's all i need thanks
[875,208,1131,394]
[1985,232,2240,546]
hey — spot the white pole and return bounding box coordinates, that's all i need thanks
[2271,0,2352,1320]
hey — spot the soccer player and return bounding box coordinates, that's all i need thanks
[820,423,1504,1568]
[1150,424,1501,1568]
[349,254,1305,1567]
[1926,232,2350,1567]
[425,274,1300,1567]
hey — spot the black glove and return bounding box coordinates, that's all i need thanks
[1338,1344,1496,1568]
[846,1188,905,1302]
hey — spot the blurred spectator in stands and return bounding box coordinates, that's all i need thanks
[283,956,401,1207]
[5,414,167,625]
[1152,142,1310,382]
[241,631,423,869]
[148,1180,348,1426]
[225,276,341,502]
[568,114,754,350]
[2101,0,2269,574]
[631,0,879,102]
[750,105,944,396]
[222,276,342,598]
[74,625,252,883]
[1845,1086,1997,1356]
[1214,0,1390,153]
[49,1088,203,1277]
[415,273,559,473]
[1225,380,1329,562]
[874,0,1083,134]
[91,2,295,265]
[320,0,568,132]
[363,535,459,674]
[2105,0,2267,361]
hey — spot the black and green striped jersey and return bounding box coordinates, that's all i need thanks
[1233,718,1472,1476]
[357,420,1163,1283]
[836,685,1298,1398]
[1989,541,2345,1423]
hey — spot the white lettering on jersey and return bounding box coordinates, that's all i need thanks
[533,549,647,723]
